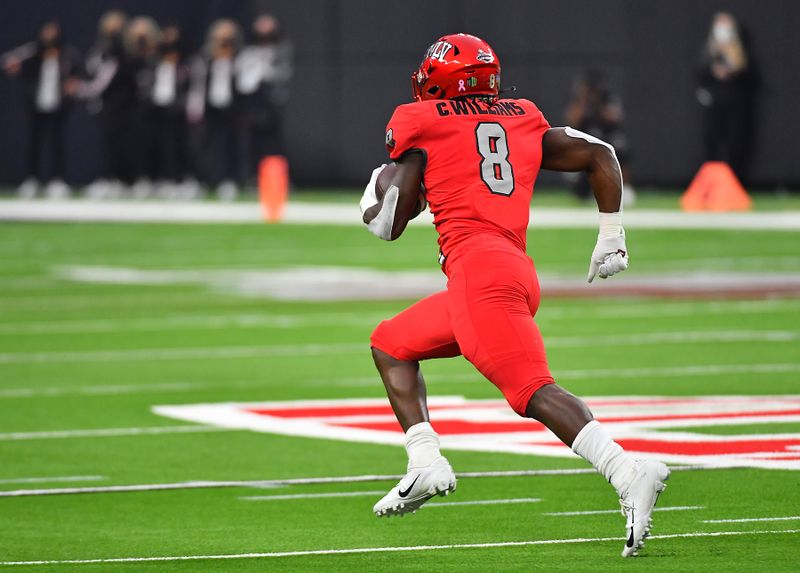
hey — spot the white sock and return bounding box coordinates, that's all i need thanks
[404,422,441,468]
[571,420,637,495]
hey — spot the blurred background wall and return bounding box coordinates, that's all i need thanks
[1,0,798,188]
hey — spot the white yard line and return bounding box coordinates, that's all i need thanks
[556,362,800,381]
[0,425,232,441]
[2,361,798,399]
[0,529,797,566]
[702,516,800,524]
[0,343,366,365]
[427,497,542,508]
[4,299,797,336]
[0,292,237,311]
[548,330,798,346]
[242,490,385,501]
[544,505,705,516]
[540,298,800,320]
[0,475,107,485]
[0,381,214,399]
[0,466,712,498]
[301,362,800,389]
[0,312,384,336]
[241,492,541,506]
[0,331,793,365]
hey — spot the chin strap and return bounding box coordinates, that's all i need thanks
[366,184,399,241]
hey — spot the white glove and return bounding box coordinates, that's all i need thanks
[587,233,628,283]
[359,164,386,215]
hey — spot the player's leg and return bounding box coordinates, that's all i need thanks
[371,290,461,430]
[448,251,668,556]
[524,383,593,445]
[525,383,669,557]
[369,291,461,516]
[370,348,428,431]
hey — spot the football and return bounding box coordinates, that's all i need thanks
[375,162,427,217]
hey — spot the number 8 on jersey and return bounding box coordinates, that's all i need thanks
[476,122,514,196]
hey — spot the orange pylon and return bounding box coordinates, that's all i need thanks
[680,161,752,212]
[258,155,289,222]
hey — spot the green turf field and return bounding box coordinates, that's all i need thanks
[0,220,799,572]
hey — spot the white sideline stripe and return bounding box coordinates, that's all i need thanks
[0,425,231,441]
[0,466,711,498]
[544,505,705,516]
[0,475,107,485]
[702,516,800,524]
[0,330,794,365]
[2,199,799,230]
[0,529,797,565]
[427,497,542,508]
[242,490,385,501]
[2,362,798,399]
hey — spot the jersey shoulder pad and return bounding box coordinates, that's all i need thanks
[385,102,427,160]
[515,98,551,129]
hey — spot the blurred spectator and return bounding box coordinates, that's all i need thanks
[696,12,757,184]
[237,14,293,199]
[123,16,161,198]
[187,19,243,201]
[79,10,139,198]
[564,70,635,206]
[142,25,195,199]
[1,21,80,199]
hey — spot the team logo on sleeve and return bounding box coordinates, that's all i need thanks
[385,128,395,149]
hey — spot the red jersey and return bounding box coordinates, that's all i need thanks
[385,98,550,263]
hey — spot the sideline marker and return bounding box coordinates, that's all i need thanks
[680,161,752,212]
[258,155,290,222]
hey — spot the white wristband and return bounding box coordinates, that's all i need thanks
[598,212,623,239]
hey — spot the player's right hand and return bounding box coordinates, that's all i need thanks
[359,164,386,216]
[587,231,629,283]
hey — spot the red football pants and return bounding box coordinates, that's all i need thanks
[370,249,554,416]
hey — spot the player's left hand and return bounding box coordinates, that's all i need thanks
[359,164,386,216]
[587,231,629,283]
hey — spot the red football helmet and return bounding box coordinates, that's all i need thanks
[411,33,501,102]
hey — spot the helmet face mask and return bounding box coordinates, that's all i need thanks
[411,33,501,102]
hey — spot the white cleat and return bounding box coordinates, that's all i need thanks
[620,460,670,557]
[373,456,456,517]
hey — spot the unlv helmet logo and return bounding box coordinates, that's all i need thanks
[426,40,454,62]
[155,395,800,471]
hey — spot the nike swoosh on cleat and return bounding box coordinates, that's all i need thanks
[398,475,420,498]
[626,508,635,548]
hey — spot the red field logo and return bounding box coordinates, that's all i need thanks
[154,395,800,470]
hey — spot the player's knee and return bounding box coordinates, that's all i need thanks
[370,319,394,351]
[370,320,406,362]
[510,377,556,417]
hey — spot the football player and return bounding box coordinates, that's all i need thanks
[360,34,669,557]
